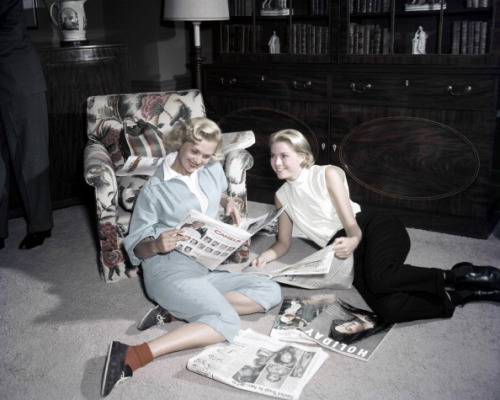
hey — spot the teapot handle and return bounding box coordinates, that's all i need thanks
[49,3,59,27]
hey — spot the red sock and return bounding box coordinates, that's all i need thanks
[125,343,154,372]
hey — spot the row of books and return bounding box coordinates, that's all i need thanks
[451,20,489,55]
[350,0,391,14]
[349,23,390,55]
[222,24,330,55]
[309,0,330,15]
[222,24,258,53]
[229,0,252,16]
[465,0,491,7]
[290,24,330,54]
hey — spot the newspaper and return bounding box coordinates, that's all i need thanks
[187,329,329,400]
[243,245,334,279]
[116,156,163,176]
[175,207,286,270]
[244,245,354,290]
[255,217,307,239]
[270,295,335,344]
[300,299,393,361]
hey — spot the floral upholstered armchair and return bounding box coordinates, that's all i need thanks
[83,90,254,283]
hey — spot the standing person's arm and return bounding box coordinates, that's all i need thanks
[251,197,293,267]
[325,166,362,258]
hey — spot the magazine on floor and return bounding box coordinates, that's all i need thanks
[270,295,336,344]
[175,207,286,270]
[244,245,355,290]
[300,298,393,361]
[187,329,329,400]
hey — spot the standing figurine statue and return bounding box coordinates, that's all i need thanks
[262,0,273,10]
[268,31,280,54]
[412,26,428,54]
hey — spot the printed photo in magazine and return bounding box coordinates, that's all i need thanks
[175,207,286,270]
[270,295,336,344]
[300,298,393,361]
[244,244,355,290]
[187,329,328,400]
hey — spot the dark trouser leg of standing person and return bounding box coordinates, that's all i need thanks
[0,92,53,249]
[331,212,455,324]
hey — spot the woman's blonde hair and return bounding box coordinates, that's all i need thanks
[269,129,314,168]
[164,117,224,161]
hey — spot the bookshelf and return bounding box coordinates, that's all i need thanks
[203,0,500,238]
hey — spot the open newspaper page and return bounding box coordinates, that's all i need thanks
[116,156,163,176]
[187,329,328,400]
[242,245,333,279]
[243,245,354,290]
[175,207,286,270]
[270,295,336,344]
[300,298,393,361]
[273,245,355,290]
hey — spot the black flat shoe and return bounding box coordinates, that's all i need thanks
[451,289,500,305]
[18,229,51,250]
[451,262,500,290]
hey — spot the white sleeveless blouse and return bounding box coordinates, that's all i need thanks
[276,165,361,247]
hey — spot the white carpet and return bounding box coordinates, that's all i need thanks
[0,202,499,400]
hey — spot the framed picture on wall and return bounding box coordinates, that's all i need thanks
[23,0,38,29]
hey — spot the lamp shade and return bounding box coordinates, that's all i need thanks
[163,0,230,21]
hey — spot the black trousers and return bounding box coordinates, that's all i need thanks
[0,91,53,238]
[331,212,455,324]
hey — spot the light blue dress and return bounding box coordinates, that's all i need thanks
[123,159,281,342]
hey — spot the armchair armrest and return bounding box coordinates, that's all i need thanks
[83,141,119,219]
[223,149,254,216]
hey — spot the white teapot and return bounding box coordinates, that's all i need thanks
[50,0,88,46]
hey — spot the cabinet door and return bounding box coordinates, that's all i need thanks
[205,95,329,203]
[329,103,494,237]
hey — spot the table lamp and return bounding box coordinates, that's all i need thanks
[163,0,230,90]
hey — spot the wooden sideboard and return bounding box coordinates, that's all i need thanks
[203,63,499,239]
[8,43,131,214]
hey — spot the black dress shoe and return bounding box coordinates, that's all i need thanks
[0,238,4,250]
[18,229,51,250]
[452,289,500,305]
[451,262,500,290]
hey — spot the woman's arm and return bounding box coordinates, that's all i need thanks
[325,166,362,258]
[251,196,293,267]
[133,229,187,260]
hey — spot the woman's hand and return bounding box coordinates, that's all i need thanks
[332,236,359,259]
[134,229,187,259]
[251,254,268,268]
[155,229,187,253]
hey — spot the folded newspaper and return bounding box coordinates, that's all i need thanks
[270,295,336,344]
[244,245,354,290]
[187,329,328,400]
[116,156,162,176]
[300,298,393,361]
[116,130,255,177]
[175,207,286,270]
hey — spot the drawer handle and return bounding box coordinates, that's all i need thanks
[350,83,372,93]
[220,77,236,86]
[447,85,472,96]
[292,81,312,91]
